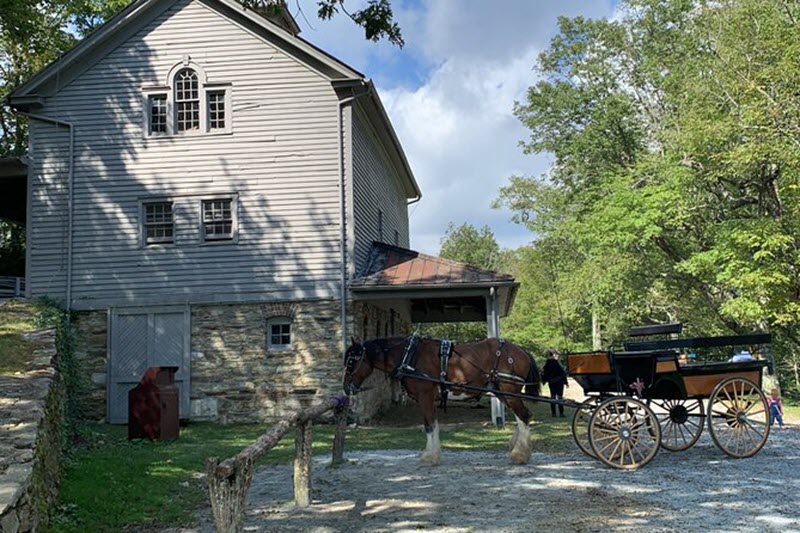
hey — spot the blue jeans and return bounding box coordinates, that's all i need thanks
[770,404,784,427]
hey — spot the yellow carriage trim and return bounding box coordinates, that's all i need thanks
[567,352,612,374]
[683,370,761,397]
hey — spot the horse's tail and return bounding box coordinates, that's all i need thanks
[524,351,541,397]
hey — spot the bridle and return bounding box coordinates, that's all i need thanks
[343,341,369,394]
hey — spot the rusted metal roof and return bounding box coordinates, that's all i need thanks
[351,242,515,289]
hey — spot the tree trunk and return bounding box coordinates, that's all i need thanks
[591,308,602,351]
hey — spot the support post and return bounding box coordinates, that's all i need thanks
[486,287,505,427]
[331,406,347,466]
[294,420,312,507]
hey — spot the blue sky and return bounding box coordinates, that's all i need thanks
[300,1,617,255]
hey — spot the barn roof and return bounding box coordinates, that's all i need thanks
[350,242,518,322]
[352,242,515,289]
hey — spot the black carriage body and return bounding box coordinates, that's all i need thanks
[566,331,772,401]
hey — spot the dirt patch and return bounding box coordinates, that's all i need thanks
[190,425,799,532]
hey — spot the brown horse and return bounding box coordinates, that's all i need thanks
[343,335,541,465]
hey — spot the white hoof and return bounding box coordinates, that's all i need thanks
[509,439,532,464]
[420,449,441,466]
[509,416,532,464]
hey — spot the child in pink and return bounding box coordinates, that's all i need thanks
[768,388,784,429]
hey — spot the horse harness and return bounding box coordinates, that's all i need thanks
[392,335,526,409]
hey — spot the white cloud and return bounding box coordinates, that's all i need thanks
[300,0,616,254]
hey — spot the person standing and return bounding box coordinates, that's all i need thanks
[542,349,569,418]
[768,388,785,429]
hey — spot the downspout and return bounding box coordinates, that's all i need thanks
[17,111,75,310]
[337,81,372,354]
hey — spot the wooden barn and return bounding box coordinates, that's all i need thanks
[4,0,518,423]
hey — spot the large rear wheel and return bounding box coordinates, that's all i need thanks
[650,398,704,451]
[589,397,661,470]
[707,377,769,458]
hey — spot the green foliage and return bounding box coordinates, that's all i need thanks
[497,0,800,393]
[0,299,43,374]
[240,0,404,46]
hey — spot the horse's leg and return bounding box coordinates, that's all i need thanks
[506,397,533,464]
[418,388,441,466]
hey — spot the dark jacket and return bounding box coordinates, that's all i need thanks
[542,359,567,387]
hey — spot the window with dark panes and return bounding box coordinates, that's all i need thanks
[268,318,291,350]
[175,69,200,132]
[149,94,167,134]
[208,90,226,130]
[143,202,174,245]
[202,199,233,241]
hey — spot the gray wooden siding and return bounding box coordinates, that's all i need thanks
[29,0,346,309]
[351,108,410,274]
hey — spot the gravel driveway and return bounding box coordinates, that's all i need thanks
[193,425,799,532]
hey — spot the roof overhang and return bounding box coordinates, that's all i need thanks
[351,282,519,323]
[0,157,28,224]
[350,242,520,322]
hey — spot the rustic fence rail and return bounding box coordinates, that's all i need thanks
[0,277,25,298]
[206,396,350,533]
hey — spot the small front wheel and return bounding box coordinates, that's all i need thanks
[571,397,600,459]
[589,397,661,470]
[650,398,705,451]
[707,377,770,458]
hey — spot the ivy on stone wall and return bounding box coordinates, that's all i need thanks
[33,298,90,440]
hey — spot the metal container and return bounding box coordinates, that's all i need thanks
[128,366,180,441]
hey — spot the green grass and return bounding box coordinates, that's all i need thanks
[0,300,42,374]
[782,396,800,423]
[50,402,569,532]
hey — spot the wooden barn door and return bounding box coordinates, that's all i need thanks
[108,306,190,423]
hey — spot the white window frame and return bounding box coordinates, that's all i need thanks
[141,59,232,138]
[140,199,176,247]
[267,317,292,352]
[204,84,232,134]
[199,194,239,244]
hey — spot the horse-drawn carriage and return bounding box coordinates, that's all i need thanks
[342,323,774,470]
[566,324,774,469]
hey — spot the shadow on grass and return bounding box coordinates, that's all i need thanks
[50,402,575,532]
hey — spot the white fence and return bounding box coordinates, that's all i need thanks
[0,277,25,298]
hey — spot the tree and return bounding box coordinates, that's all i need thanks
[497,0,800,393]
[242,0,403,46]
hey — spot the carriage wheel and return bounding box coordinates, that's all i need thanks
[650,398,704,451]
[571,397,600,459]
[589,397,661,470]
[707,377,770,458]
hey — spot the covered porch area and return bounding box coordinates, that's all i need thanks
[350,242,520,424]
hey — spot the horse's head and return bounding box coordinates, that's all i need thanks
[343,337,374,395]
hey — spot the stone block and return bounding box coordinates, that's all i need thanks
[190,398,218,420]
[1,509,19,533]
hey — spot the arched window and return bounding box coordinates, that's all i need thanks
[174,68,200,132]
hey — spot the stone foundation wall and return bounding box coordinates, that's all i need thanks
[71,311,107,421]
[69,299,413,425]
[191,300,348,423]
[350,300,413,420]
[0,329,64,533]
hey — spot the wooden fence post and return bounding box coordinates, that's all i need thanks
[331,405,347,466]
[206,456,253,533]
[294,419,313,507]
